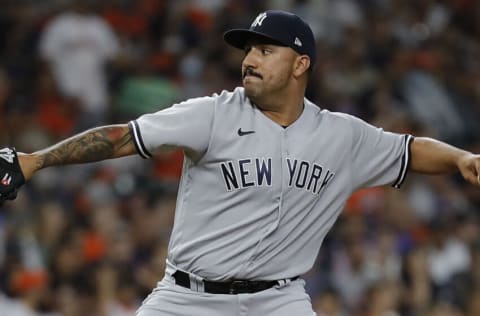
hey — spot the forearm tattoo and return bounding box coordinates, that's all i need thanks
[36,126,132,169]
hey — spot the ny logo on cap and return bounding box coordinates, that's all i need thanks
[251,12,267,28]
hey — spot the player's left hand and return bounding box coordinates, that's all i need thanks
[0,147,26,203]
[457,153,480,186]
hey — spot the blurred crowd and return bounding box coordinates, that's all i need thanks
[0,0,479,315]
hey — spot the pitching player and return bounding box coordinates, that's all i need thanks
[1,10,479,316]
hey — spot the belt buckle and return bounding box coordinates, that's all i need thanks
[229,280,250,294]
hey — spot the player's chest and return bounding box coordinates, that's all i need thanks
[208,125,344,195]
[211,118,344,164]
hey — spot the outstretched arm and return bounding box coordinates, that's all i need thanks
[19,124,136,180]
[410,137,480,185]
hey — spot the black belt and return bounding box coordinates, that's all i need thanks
[172,270,298,294]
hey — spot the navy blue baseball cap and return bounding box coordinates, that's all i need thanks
[224,10,316,67]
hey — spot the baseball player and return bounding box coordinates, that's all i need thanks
[1,10,479,316]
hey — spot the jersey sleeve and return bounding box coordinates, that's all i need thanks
[128,95,216,159]
[348,115,413,189]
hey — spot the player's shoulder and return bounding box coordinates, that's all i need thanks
[321,110,359,123]
[305,100,357,125]
[174,88,244,110]
[211,87,248,106]
[307,102,369,134]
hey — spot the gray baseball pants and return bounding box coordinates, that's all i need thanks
[135,263,316,316]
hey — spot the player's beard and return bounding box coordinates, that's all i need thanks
[243,81,262,101]
[244,71,291,108]
[242,68,263,100]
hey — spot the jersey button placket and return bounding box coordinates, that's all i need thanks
[277,130,287,214]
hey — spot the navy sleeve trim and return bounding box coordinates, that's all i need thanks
[128,120,152,159]
[392,135,414,189]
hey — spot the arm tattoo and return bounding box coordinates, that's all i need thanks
[35,126,133,169]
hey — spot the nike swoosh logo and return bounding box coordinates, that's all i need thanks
[237,128,255,136]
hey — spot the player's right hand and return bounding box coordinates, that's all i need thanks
[0,147,26,203]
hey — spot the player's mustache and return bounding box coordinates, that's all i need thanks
[243,67,263,79]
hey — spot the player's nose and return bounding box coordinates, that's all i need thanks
[242,48,260,69]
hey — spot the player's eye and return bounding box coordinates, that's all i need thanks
[261,48,272,55]
[244,45,252,55]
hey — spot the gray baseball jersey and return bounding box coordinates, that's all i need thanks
[129,87,412,281]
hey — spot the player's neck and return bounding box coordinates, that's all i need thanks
[255,85,306,127]
[257,96,305,127]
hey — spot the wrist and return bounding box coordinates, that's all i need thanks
[18,153,42,180]
[456,151,473,169]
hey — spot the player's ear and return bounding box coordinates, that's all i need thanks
[293,55,310,78]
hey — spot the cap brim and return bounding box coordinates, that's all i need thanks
[223,29,287,50]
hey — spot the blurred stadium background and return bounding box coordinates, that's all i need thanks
[0,0,479,315]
